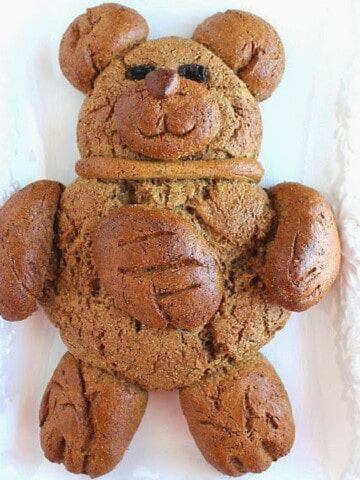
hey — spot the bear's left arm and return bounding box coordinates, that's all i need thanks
[262,182,341,311]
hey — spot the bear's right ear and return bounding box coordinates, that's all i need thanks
[59,3,149,93]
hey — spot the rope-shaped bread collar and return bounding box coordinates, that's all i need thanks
[75,157,264,183]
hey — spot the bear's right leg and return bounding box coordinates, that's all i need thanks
[39,352,148,478]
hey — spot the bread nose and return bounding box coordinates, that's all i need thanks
[145,68,180,98]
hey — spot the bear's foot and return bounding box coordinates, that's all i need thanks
[179,353,295,476]
[39,352,148,478]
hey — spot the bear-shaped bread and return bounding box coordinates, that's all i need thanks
[0,3,340,477]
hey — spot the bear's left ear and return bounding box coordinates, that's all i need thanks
[193,10,285,101]
[59,3,149,93]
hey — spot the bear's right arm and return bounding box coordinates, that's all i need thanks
[0,180,64,321]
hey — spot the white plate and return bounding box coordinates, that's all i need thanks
[1,1,360,479]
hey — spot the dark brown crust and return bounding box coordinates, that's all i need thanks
[93,205,224,330]
[193,10,285,101]
[179,353,295,476]
[75,157,264,182]
[0,180,63,321]
[42,177,288,391]
[39,352,148,478]
[262,182,341,311]
[59,3,149,93]
[113,77,221,160]
[77,37,263,162]
[144,68,180,99]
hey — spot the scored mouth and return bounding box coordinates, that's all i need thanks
[114,79,221,160]
[137,110,197,139]
[137,124,196,139]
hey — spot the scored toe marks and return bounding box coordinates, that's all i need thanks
[39,352,148,478]
[179,353,295,476]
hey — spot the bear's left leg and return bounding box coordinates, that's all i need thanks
[179,353,295,476]
[39,352,148,478]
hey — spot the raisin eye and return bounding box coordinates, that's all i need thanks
[126,64,155,80]
[178,64,208,83]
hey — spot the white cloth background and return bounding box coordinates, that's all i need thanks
[0,1,359,479]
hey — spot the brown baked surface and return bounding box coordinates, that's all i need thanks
[40,351,148,478]
[263,182,341,311]
[75,157,264,183]
[93,204,224,330]
[77,36,262,163]
[59,3,149,93]
[42,177,290,390]
[0,180,63,321]
[0,5,343,479]
[114,75,221,160]
[179,352,295,476]
[193,10,285,101]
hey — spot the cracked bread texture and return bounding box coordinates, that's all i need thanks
[0,181,63,321]
[42,176,290,391]
[179,352,295,476]
[77,36,262,162]
[193,10,285,102]
[40,351,148,477]
[59,3,149,93]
